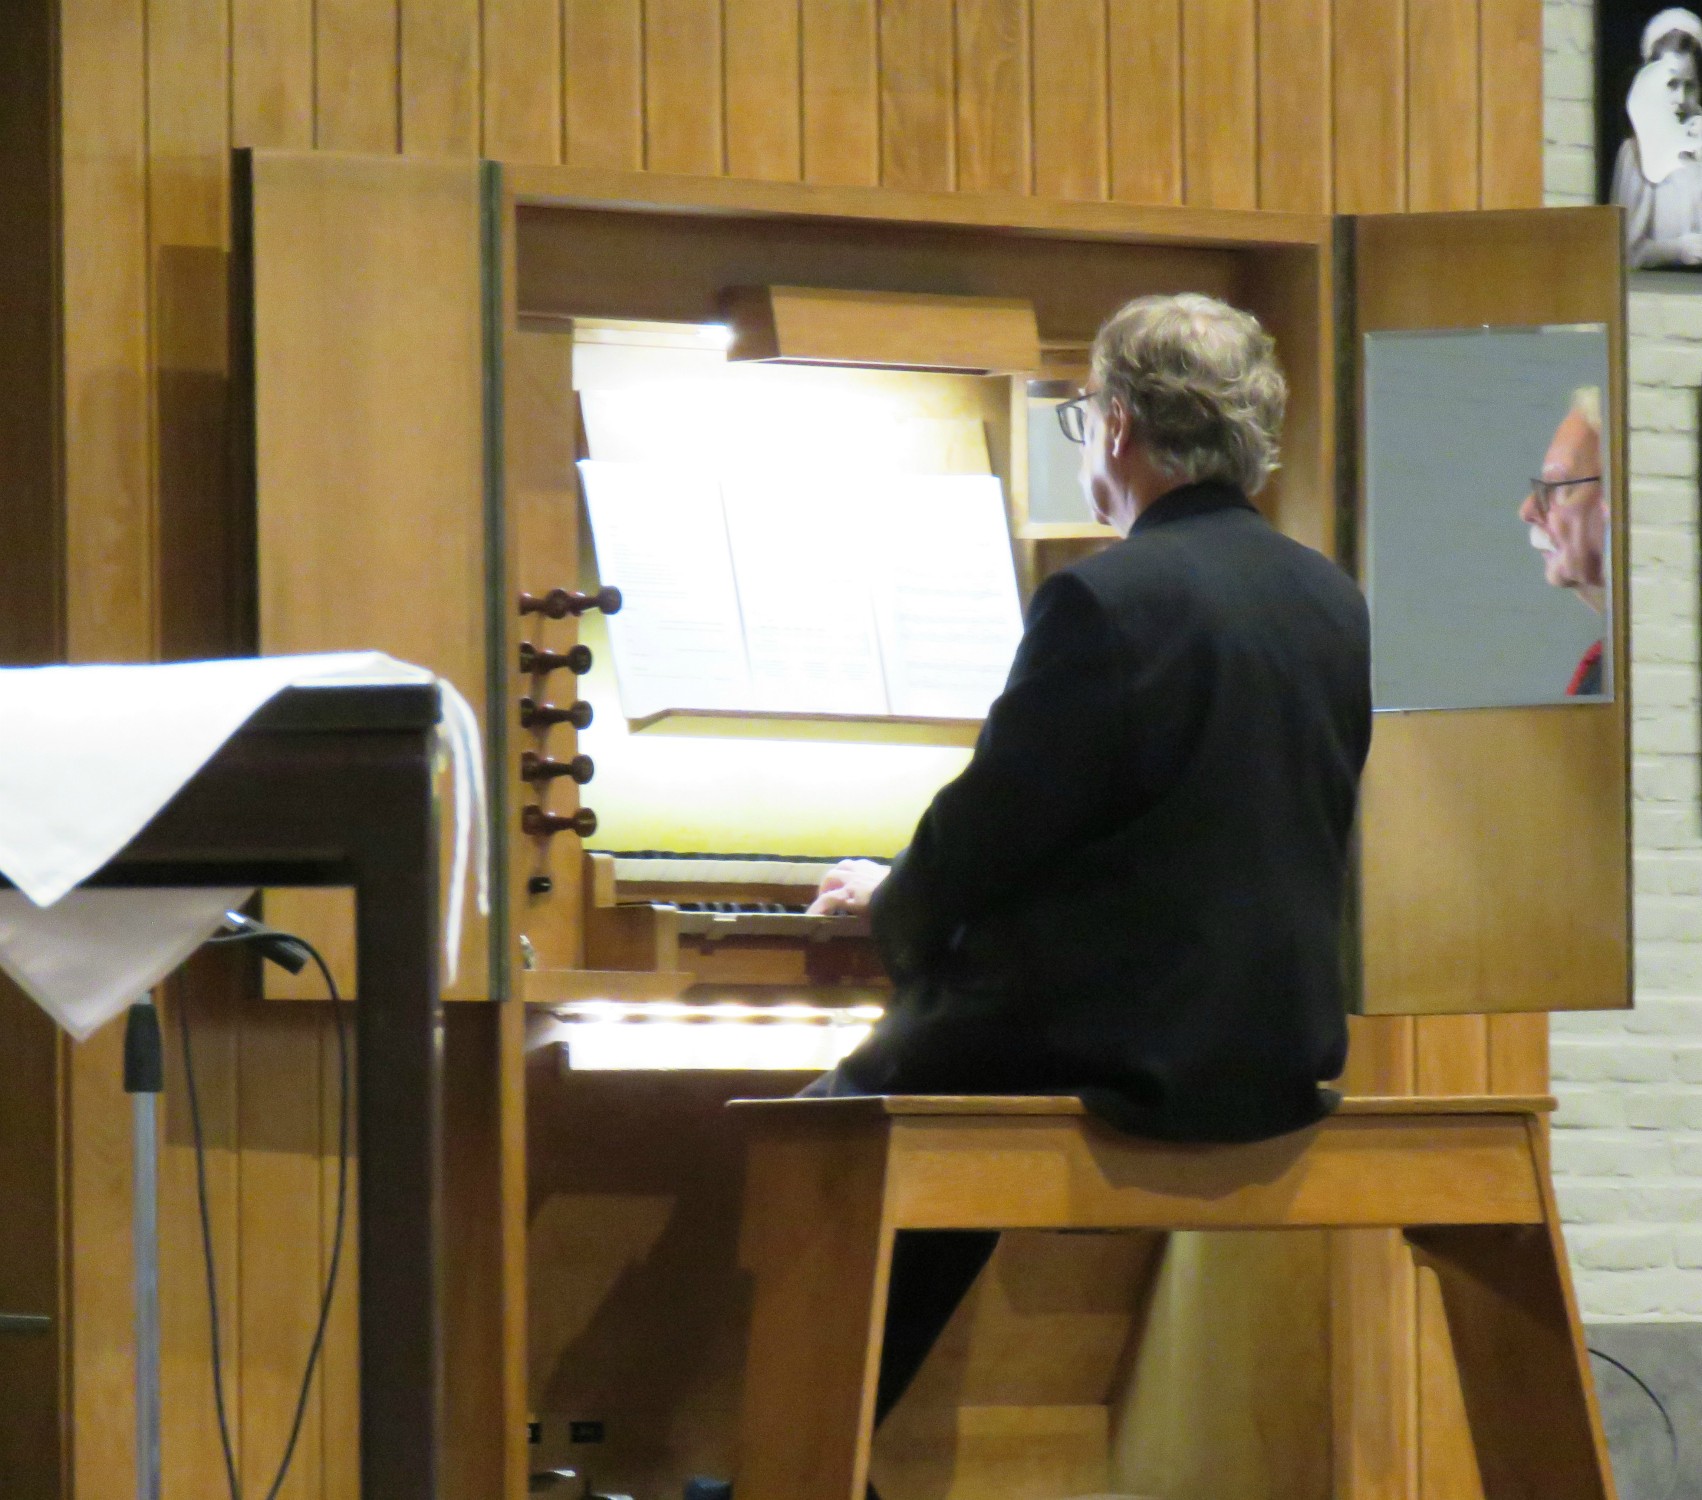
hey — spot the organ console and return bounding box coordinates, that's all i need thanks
[242,150,1629,1500]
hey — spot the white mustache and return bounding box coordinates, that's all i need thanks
[1529,525,1555,553]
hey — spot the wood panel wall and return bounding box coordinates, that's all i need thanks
[16,1,1547,1497]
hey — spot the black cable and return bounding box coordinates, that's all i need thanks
[1587,1344,1679,1500]
[183,919,350,1500]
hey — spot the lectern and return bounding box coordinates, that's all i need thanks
[2,682,446,1499]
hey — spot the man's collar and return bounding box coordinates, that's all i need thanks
[1130,479,1257,532]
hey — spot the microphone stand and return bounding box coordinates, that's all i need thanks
[124,997,164,1500]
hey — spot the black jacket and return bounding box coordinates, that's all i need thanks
[839,480,1373,1142]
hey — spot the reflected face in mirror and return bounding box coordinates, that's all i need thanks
[1517,401,1606,613]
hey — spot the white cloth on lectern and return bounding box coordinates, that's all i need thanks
[0,652,489,1038]
[0,888,252,1040]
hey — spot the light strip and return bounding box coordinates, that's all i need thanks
[560,1019,874,1071]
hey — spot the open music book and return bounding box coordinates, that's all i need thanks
[578,459,1025,725]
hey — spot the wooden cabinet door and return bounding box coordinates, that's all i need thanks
[1347,207,1629,1016]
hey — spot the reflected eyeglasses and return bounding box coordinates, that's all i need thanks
[1528,474,1602,522]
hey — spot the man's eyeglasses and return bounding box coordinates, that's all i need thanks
[1056,395,1091,445]
[1528,474,1602,522]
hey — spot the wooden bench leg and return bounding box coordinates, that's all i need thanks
[1406,1221,1616,1500]
[736,1123,895,1500]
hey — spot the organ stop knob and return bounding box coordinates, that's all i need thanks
[518,642,593,676]
[517,586,622,619]
[519,697,593,730]
[520,751,594,785]
[523,805,598,839]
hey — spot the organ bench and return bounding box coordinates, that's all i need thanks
[729,1094,1615,1500]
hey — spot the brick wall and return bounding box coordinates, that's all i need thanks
[1545,0,1702,1320]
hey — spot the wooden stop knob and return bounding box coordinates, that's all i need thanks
[519,751,595,785]
[522,805,598,839]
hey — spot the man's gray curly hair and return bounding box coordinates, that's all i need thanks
[1089,293,1288,496]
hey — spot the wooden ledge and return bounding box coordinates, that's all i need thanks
[727,1092,1555,1118]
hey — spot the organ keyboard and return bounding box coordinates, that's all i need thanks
[581,850,887,992]
[535,850,892,1071]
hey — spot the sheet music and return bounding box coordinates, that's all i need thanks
[867,475,1025,720]
[577,461,751,720]
[718,475,889,715]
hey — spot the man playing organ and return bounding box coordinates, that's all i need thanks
[795,291,1375,1457]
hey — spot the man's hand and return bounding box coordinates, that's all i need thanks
[807,859,890,916]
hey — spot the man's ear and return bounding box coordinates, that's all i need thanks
[1106,395,1130,457]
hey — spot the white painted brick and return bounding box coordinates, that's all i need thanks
[1623,1182,1702,1219]
[1633,291,1702,341]
[1675,1230,1702,1268]
[1635,851,1702,895]
[1630,712,1697,757]
[1554,1086,1629,1129]
[1546,3,1593,56]
[1550,1133,1673,1175]
[1634,624,1697,665]
[1633,758,1699,804]
[1554,1039,1677,1082]
[1669,1138,1702,1174]
[1632,662,1697,709]
[1630,945,1702,989]
[1622,1086,1702,1127]
[1675,1048,1702,1083]
[1630,342,1702,385]
[1630,387,1697,431]
[1569,1227,1674,1270]
[1627,478,1698,528]
[1631,432,1699,479]
[1547,99,1596,145]
[1629,525,1696,567]
[1544,152,1597,202]
[1634,803,1701,847]
[1571,1269,1669,1318]
[1558,1182,1634,1222]
[1621,995,1702,1038]
[1545,49,1594,102]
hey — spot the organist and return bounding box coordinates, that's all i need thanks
[787,291,1375,1460]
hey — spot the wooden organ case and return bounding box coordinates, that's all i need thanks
[239,151,1627,1500]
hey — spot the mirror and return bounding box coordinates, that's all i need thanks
[1364,324,1613,710]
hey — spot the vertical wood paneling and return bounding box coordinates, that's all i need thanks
[1331,0,1404,212]
[62,0,153,665]
[150,0,239,666]
[236,1008,327,1496]
[1182,0,1258,209]
[801,0,880,185]
[70,1028,139,1499]
[160,966,243,1496]
[482,0,562,163]
[726,0,803,181]
[644,0,725,176]
[315,0,401,152]
[400,0,481,157]
[0,0,61,669]
[0,987,62,1497]
[1108,0,1183,206]
[1259,0,1332,213]
[955,0,1030,196]
[563,0,645,170]
[318,1018,360,1497]
[1407,0,1479,212]
[1480,0,1551,1106]
[879,0,956,192]
[1031,0,1108,201]
[232,0,316,150]
[1480,0,1542,210]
